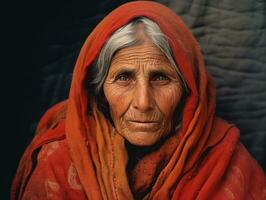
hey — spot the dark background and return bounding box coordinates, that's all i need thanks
[2,0,265,199]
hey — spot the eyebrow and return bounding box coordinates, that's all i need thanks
[111,67,173,78]
[149,70,169,77]
[110,68,135,77]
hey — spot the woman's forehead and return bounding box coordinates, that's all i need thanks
[109,51,177,76]
[111,42,170,65]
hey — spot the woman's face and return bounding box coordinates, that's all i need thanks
[103,40,183,146]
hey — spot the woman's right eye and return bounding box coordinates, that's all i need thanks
[114,72,132,82]
[116,74,130,81]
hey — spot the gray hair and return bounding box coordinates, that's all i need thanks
[88,17,188,121]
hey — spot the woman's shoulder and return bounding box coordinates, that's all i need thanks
[12,131,87,200]
[208,131,266,199]
[20,137,86,200]
[11,101,71,200]
[173,122,266,199]
[216,142,266,199]
[11,118,87,200]
[209,121,266,199]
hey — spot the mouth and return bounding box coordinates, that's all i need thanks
[126,120,160,131]
[128,120,159,123]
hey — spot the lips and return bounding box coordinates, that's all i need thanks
[128,120,159,123]
[126,120,160,131]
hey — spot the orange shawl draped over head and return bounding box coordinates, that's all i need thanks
[11,1,265,200]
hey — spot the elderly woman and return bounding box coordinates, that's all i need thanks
[11,1,265,200]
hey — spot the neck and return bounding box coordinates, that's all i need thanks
[125,132,174,172]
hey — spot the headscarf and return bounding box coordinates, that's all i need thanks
[64,1,234,199]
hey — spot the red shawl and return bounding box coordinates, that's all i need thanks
[11,1,266,199]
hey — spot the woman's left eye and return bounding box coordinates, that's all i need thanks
[152,73,170,82]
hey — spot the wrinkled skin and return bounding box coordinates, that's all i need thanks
[103,36,183,146]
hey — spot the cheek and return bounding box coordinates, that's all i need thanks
[103,83,132,119]
[155,85,183,119]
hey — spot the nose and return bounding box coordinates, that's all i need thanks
[132,82,154,112]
